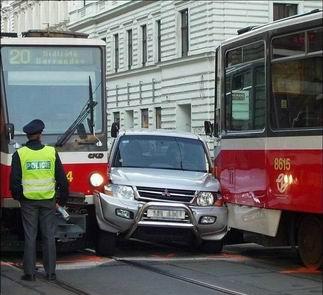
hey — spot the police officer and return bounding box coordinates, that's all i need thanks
[10,119,69,281]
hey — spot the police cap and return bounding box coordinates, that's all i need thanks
[23,119,45,135]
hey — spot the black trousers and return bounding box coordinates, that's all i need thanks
[20,199,56,276]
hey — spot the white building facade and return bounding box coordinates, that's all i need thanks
[67,0,321,148]
[1,0,321,149]
[1,0,70,34]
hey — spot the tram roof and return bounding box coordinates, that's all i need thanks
[1,37,105,47]
[221,9,322,46]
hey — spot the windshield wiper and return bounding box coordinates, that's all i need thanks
[55,76,98,147]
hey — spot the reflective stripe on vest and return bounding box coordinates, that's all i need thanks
[18,145,56,200]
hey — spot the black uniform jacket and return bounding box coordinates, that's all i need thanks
[10,140,69,206]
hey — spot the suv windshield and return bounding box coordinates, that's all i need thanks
[114,135,208,172]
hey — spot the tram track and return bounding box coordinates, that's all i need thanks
[4,256,250,295]
[6,262,93,295]
[116,258,249,295]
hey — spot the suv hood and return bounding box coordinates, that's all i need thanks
[110,167,219,192]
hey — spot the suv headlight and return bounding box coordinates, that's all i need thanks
[196,192,215,206]
[104,184,135,200]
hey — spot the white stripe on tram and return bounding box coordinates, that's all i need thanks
[0,151,108,166]
[220,135,323,150]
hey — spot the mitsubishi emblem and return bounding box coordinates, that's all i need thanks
[162,189,171,197]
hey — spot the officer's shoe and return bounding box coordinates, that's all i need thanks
[46,273,56,281]
[21,274,36,281]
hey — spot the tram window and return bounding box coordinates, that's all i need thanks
[225,66,265,131]
[254,67,266,129]
[308,28,323,53]
[1,46,103,135]
[243,42,264,62]
[272,32,305,58]
[224,41,265,132]
[226,48,242,67]
[271,57,323,129]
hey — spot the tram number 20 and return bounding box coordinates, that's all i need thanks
[9,49,31,64]
[274,158,291,171]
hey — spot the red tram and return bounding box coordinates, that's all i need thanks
[0,30,108,249]
[205,10,323,269]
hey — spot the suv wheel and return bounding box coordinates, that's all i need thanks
[95,230,116,256]
[200,240,223,254]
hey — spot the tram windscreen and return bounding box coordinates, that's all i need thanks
[1,46,103,135]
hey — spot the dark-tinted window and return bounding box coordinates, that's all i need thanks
[155,107,161,129]
[157,20,161,62]
[142,25,147,66]
[141,108,148,128]
[114,34,119,72]
[181,9,189,57]
[127,29,133,69]
[273,3,298,21]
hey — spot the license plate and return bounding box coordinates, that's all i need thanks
[146,209,186,220]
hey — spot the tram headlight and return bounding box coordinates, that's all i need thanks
[89,173,104,187]
[196,192,215,206]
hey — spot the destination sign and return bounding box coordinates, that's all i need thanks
[5,47,96,66]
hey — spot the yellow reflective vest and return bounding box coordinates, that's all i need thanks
[18,146,56,200]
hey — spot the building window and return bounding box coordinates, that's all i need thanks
[181,9,189,57]
[155,107,161,129]
[156,20,161,62]
[114,34,119,72]
[125,110,134,129]
[142,24,147,66]
[127,29,133,70]
[141,108,149,128]
[273,3,298,21]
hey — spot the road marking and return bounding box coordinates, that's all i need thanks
[280,267,322,274]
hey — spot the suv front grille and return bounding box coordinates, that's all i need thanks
[136,186,196,203]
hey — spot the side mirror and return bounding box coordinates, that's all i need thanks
[204,121,213,137]
[6,123,14,141]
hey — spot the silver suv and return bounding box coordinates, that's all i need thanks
[94,130,227,255]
